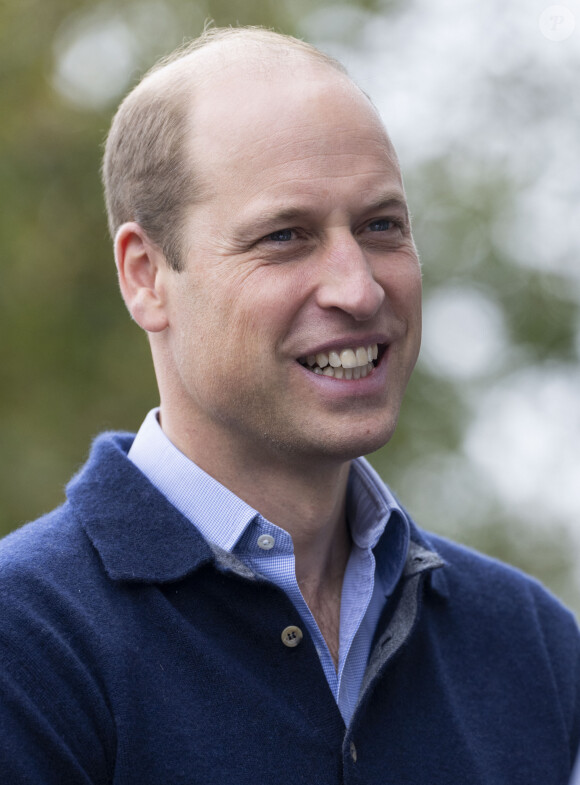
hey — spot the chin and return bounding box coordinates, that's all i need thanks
[313,417,399,463]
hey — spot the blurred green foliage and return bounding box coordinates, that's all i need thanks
[1,0,578,612]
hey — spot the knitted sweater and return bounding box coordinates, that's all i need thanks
[0,432,578,784]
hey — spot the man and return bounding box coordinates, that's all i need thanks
[0,27,578,784]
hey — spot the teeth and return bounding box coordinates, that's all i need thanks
[355,347,368,366]
[311,362,374,380]
[328,350,341,368]
[340,349,357,368]
[300,343,380,378]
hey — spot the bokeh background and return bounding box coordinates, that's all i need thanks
[1,0,579,611]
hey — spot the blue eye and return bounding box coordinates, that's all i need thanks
[266,228,294,242]
[368,219,394,232]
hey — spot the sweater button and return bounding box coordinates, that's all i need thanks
[349,741,357,762]
[281,626,303,647]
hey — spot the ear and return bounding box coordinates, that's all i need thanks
[114,222,170,332]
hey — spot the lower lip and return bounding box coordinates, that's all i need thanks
[295,348,390,398]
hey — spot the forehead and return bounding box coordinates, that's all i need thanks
[185,60,402,205]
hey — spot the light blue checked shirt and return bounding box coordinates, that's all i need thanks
[128,408,409,726]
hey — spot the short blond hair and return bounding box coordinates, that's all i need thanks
[102,27,347,271]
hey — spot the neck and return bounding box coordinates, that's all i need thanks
[160,408,353,589]
[160,406,355,668]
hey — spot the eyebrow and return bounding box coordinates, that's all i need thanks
[235,191,410,238]
[364,193,410,222]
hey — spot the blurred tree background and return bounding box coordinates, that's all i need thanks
[1,0,579,610]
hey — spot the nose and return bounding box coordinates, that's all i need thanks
[316,233,385,321]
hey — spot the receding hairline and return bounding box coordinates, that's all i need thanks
[145,26,347,85]
[125,26,358,121]
[130,27,388,168]
[102,27,389,270]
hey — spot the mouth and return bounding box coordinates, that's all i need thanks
[297,343,383,380]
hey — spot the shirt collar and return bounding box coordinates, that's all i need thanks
[128,408,258,552]
[347,456,405,549]
[68,428,445,595]
[347,458,410,596]
[128,409,410,594]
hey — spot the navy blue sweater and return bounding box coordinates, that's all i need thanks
[0,432,579,784]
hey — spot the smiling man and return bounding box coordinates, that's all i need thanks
[0,27,579,785]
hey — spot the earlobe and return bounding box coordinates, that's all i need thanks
[114,222,169,333]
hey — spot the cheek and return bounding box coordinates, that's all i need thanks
[183,288,283,374]
[387,265,422,317]
[229,271,306,341]
[174,262,310,368]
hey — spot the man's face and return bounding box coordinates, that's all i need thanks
[158,64,422,468]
